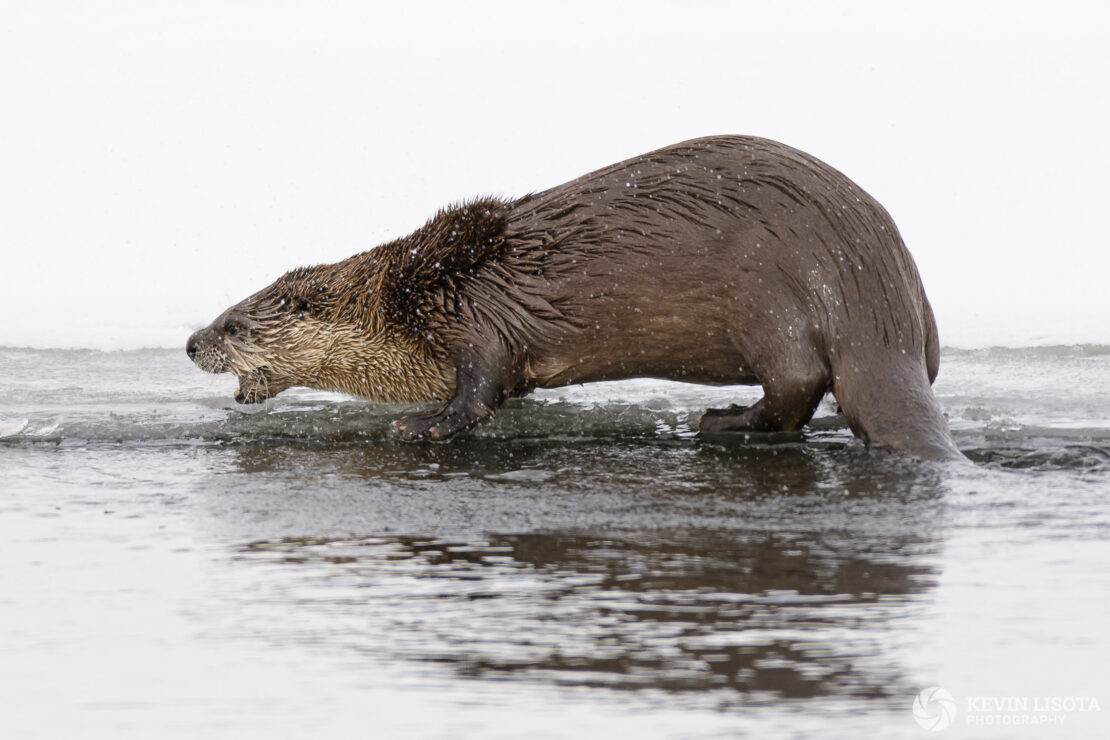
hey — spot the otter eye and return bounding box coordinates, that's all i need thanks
[226,325,240,337]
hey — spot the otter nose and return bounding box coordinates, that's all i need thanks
[186,334,199,360]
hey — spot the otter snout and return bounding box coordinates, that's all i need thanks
[186,327,214,367]
[185,325,230,374]
[185,332,200,361]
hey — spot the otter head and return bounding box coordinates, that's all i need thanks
[186,267,359,404]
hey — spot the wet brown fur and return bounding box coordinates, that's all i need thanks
[187,135,964,461]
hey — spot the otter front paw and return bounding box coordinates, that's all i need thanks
[391,401,493,441]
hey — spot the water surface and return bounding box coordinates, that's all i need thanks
[1,346,1108,738]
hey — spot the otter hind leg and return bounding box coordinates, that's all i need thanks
[699,365,827,435]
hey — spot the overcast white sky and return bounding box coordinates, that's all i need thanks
[2,0,1108,349]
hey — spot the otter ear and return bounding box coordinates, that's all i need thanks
[294,298,312,314]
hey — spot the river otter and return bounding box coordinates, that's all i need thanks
[186,135,964,461]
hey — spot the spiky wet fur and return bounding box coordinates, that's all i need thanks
[189,199,522,404]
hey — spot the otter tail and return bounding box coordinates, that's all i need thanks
[831,353,965,462]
